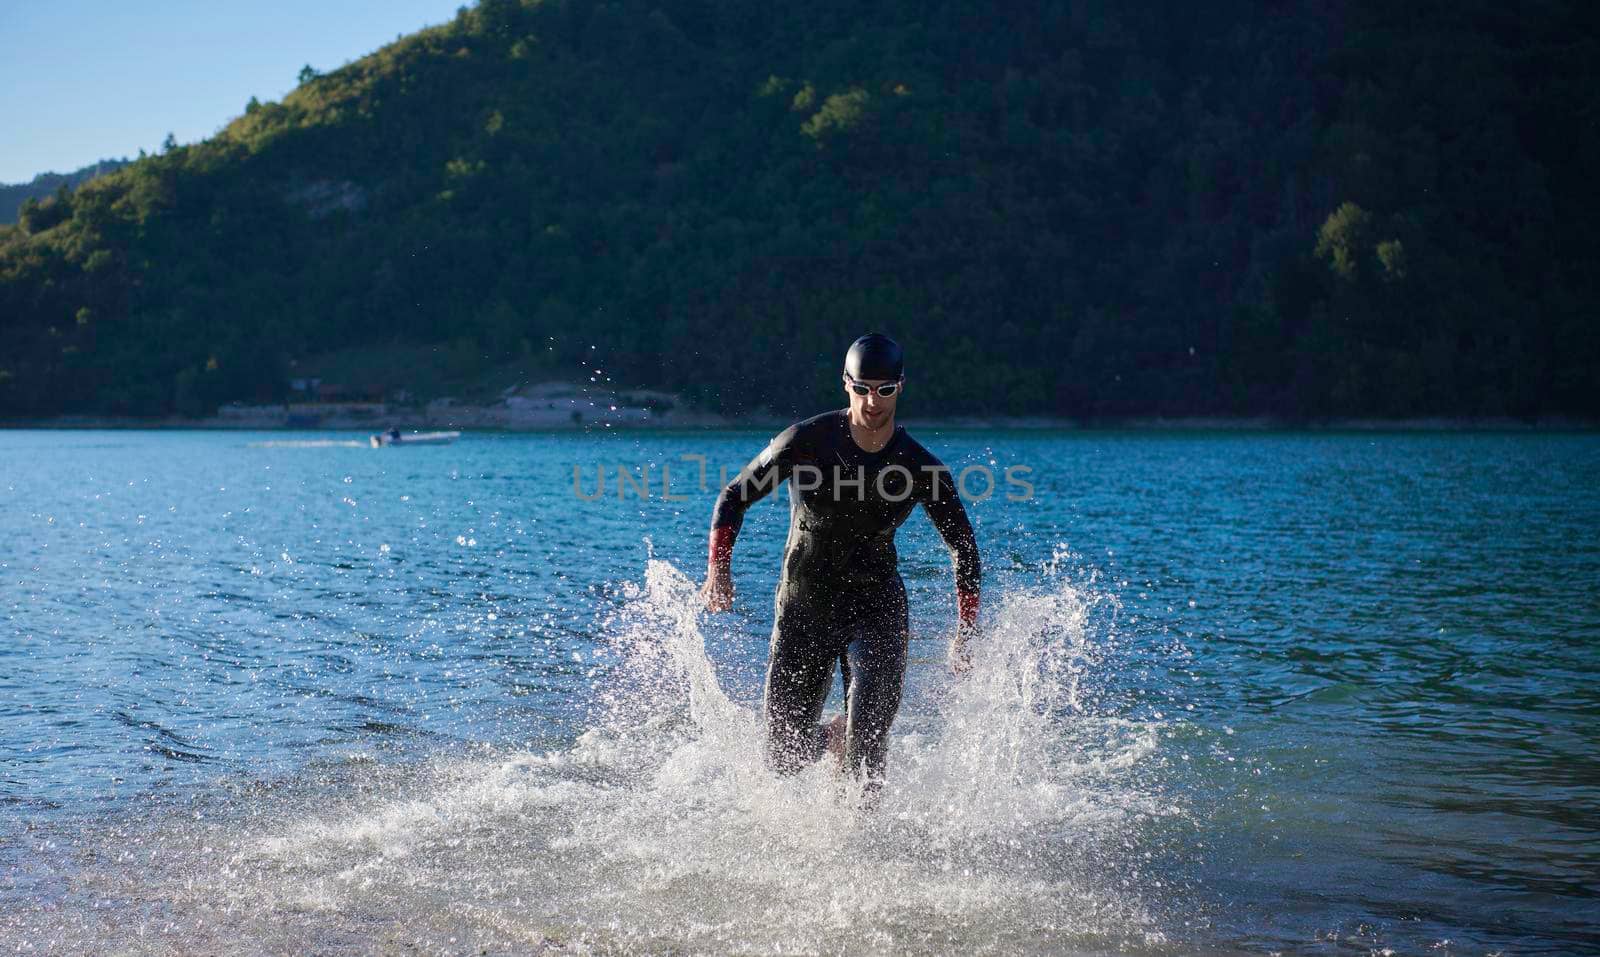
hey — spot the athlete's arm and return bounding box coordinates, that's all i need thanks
[701,424,801,611]
[920,462,982,668]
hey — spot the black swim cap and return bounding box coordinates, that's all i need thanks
[844,333,904,381]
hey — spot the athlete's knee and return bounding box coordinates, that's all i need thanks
[763,716,826,775]
[844,656,904,732]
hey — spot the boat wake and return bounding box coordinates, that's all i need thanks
[4,560,1193,955]
[246,439,369,449]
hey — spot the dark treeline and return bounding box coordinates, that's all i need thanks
[2,0,1596,420]
[0,159,129,227]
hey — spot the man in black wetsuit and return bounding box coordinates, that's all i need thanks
[700,333,981,789]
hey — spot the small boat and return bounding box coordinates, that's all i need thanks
[370,429,461,447]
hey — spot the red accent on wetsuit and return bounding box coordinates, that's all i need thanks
[957,586,979,628]
[708,525,736,569]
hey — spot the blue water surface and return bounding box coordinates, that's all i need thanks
[2,428,1597,955]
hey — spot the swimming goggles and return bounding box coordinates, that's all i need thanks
[843,374,903,398]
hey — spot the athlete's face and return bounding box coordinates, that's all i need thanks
[844,375,900,431]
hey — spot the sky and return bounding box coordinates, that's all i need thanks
[0,0,467,184]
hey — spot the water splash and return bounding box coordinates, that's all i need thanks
[3,559,1188,954]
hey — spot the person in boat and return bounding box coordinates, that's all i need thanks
[701,333,981,791]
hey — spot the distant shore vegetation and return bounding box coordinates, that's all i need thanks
[2,0,1595,421]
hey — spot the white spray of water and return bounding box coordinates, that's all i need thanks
[4,559,1188,955]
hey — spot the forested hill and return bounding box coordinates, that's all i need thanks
[2,0,1596,421]
[0,160,130,226]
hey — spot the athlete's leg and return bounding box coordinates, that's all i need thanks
[762,602,837,774]
[841,580,910,787]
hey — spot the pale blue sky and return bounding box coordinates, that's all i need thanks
[0,0,466,183]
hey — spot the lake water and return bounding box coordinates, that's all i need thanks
[2,428,1597,955]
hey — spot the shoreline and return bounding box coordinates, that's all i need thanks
[2,412,1594,433]
[6,381,1592,433]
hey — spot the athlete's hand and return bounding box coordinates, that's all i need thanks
[949,631,974,676]
[950,587,978,675]
[702,566,734,612]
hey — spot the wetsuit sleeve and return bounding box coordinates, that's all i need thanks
[920,463,982,625]
[707,423,802,565]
